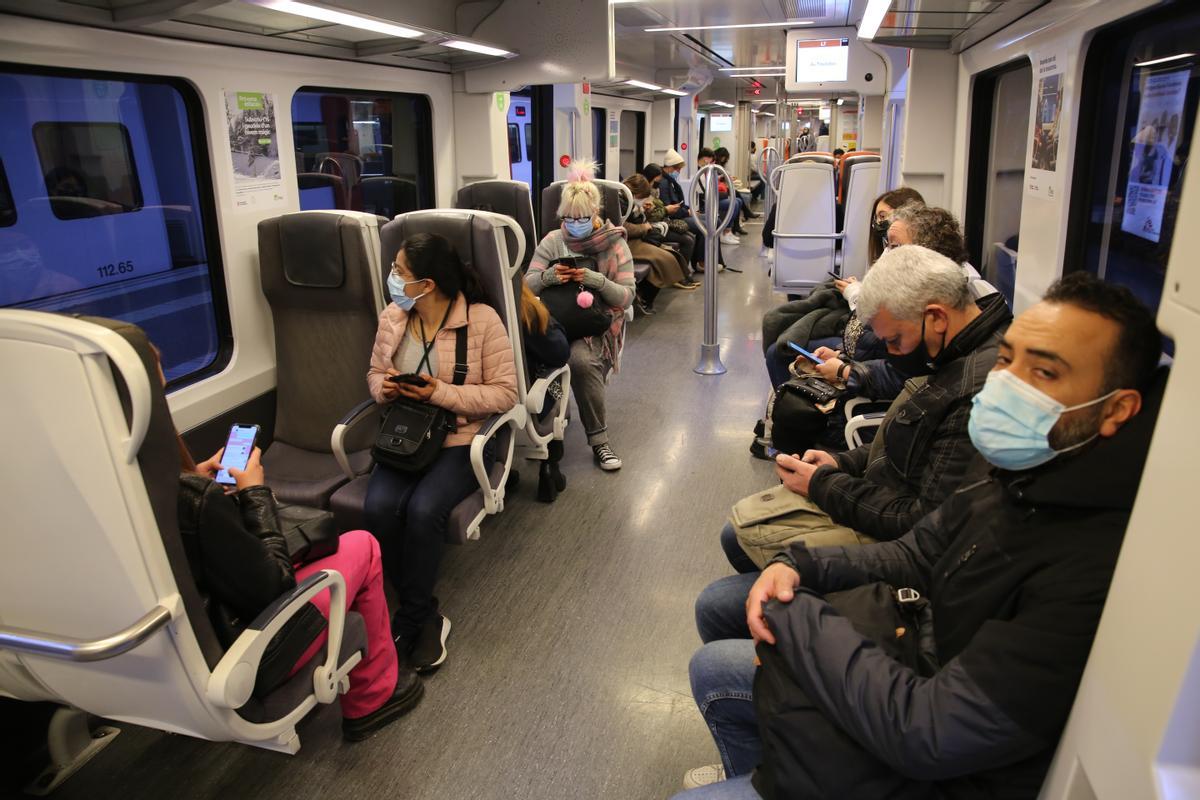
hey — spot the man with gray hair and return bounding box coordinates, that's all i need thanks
[713,245,1012,576]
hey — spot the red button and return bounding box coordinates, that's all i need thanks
[680,142,688,151]
[559,154,572,167]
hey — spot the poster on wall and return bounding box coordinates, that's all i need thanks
[1026,52,1064,200]
[224,90,284,211]
[1120,68,1189,243]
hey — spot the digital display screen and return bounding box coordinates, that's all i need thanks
[710,113,733,132]
[217,425,257,485]
[795,38,850,83]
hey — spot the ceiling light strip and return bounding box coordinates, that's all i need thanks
[1134,52,1196,67]
[646,20,814,32]
[626,79,662,91]
[249,0,423,38]
[442,39,512,57]
[857,0,891,41]
[719,66,785,72]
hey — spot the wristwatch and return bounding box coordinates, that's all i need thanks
[837,362,850,381]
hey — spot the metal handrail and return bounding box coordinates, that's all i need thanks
[0,606,172,663]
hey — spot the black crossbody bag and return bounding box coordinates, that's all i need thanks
[371,311,469,474]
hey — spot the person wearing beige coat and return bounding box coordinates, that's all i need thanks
[363,232,517,672]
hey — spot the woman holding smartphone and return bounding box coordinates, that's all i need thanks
[365,232,517,671]
[525,159,635,471]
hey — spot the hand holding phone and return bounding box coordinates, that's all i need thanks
[216,424,260,486]
[387,373,428,386]
[787,341,825,365]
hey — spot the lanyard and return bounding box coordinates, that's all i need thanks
[414,302,453,376]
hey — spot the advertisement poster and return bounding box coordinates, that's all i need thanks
[224,90,284,211]
[1120,68,1189,243]
[1027,52,1064,199]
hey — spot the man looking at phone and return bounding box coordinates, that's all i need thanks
[716,245,1011,573]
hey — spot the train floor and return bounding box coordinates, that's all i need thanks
[45,223,783,800]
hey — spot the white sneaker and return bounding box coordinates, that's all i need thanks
[683,764,726,789]
[720,232,740,246]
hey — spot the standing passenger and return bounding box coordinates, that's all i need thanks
[364,233,517,671]
[526,160,635,471]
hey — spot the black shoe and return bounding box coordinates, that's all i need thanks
[341,666,424,742]
[753,418,765,438]
[635,297,657,315]
[410,614,451,673]
[749,436,773,461]
[537,461,559,503]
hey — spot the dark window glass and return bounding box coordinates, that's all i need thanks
[1069,5,1199,327]
[33,122,144,220]
[292,88,434,219]
[525,122,533,162]
[508,123,520,163]
[0,68,229,384]
[0,158,14,227]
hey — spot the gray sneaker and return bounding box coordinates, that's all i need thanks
[592,444,622,471]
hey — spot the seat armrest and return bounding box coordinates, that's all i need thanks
[845,412,887,450]
[470,406,523,514]
[525,365,569,418]
[206,570,362,711]
[332,398,379,480]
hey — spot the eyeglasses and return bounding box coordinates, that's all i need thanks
[562,216,592,223]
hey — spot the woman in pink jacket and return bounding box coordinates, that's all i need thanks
[365,232,517,671]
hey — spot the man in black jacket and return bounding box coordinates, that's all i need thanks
[720,245,1011,573]
[675,274,1163,799]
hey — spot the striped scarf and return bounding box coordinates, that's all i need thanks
[556,222,633,369]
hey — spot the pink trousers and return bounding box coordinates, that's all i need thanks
[291,529,398,719]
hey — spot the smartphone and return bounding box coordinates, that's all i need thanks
[787,341,825,365]
[827,271,840,279]
[216,424,260,486]
[387,373,428,385]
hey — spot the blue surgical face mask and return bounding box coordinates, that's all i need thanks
[387,272,428,312]
[563,217,594,239]
[968,369,1118,470]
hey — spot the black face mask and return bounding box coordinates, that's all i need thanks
[871,219,890,251]
[884,313,947,377]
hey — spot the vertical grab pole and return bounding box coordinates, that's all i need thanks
[761,146,778,219]
[689,164,737,376]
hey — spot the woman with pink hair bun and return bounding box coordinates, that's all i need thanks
[525,159,635,472]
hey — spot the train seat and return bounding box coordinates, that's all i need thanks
[838,153,882,281]
[991,242,1018,308]
[314,152,363,189]
[296,173,348,210]
[0,312,365,783]
[455,179,537,274]
[256,210,387,508]
[768,160,838,295]
[329,209,527,543]
[455,181,570,459]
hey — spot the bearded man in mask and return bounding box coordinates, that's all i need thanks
[717,245,1011,575]
[677,272,1163,798]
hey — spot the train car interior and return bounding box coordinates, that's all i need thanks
[0,0,1197,798]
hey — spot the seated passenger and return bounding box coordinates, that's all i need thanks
[518,281,570,502]
[677,273,1162,798]
[697,146,746,243]
[714,147,759,221]
[526,160,635,471]
[639,163,700,277]
[729,245,1012,571]
[365,232,517,670]
[622,174,696,314]
[746,141,765,203]
[155,348,423,742]
[656,151,724,273]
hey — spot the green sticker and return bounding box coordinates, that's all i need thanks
[712,137,721,147]
[257,138,272,145]
[610,134,618,147]
[583,98,590,115]
[236,92,264,110]
[495,92,506,112]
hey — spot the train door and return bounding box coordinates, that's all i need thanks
[619,109,645,180]
[591,106,606,178]
[507,94,532,187]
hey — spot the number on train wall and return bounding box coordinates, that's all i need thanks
[96,260,135,279]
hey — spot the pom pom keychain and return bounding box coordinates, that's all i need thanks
[577,289,595,309]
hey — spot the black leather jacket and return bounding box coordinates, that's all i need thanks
[807,293,1012,541]
[178,474,324,690]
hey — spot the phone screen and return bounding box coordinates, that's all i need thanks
[216,424,258,485]
[787,341,825,365]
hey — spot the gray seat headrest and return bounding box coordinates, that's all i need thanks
[277,213,345,288]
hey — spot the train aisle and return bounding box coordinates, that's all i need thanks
[51,227,780,800]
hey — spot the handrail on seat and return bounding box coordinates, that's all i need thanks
[0,606,173,663]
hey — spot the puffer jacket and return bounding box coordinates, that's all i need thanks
[367,293,518,448]
[761,281,848,356]
[807,293,1011,541]
[754,369,1166,800]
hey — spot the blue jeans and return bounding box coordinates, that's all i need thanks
[695,572,757,643]
[669,774,762,800]
[719,522,760,574]
[689,639,761,777]
[764,342,790,389]
[364,444,487,638]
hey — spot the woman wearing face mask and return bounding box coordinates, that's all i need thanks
[526,160,635,471]
[365,232,517,671]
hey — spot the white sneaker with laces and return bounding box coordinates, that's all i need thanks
[682,764,726,789]
[720,232,740,246]
[592,443,622,471]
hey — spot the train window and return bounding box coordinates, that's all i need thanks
[525,122,533,162]
[0,158,14,227]
[1068,5,1199,323]
[292,88,434,218]
[965,59,1032,308]
[33,122,144,220]
[507,123,521,163]
[0,67,230,385]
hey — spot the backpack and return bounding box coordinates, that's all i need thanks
[766,375,843,455]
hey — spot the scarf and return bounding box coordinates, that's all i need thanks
[557,222,633,369]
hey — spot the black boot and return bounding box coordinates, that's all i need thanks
[537,440,567,502]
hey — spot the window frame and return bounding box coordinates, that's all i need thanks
[0,61,232,390]
[292,85,436,212]
[0,156,15,227]
[32,120,146,219]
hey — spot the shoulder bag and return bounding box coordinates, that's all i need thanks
[372,310,469,474]
[539,257,612,341]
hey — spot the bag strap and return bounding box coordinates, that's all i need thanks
[451,309,469,386]
[415,301,456,376]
